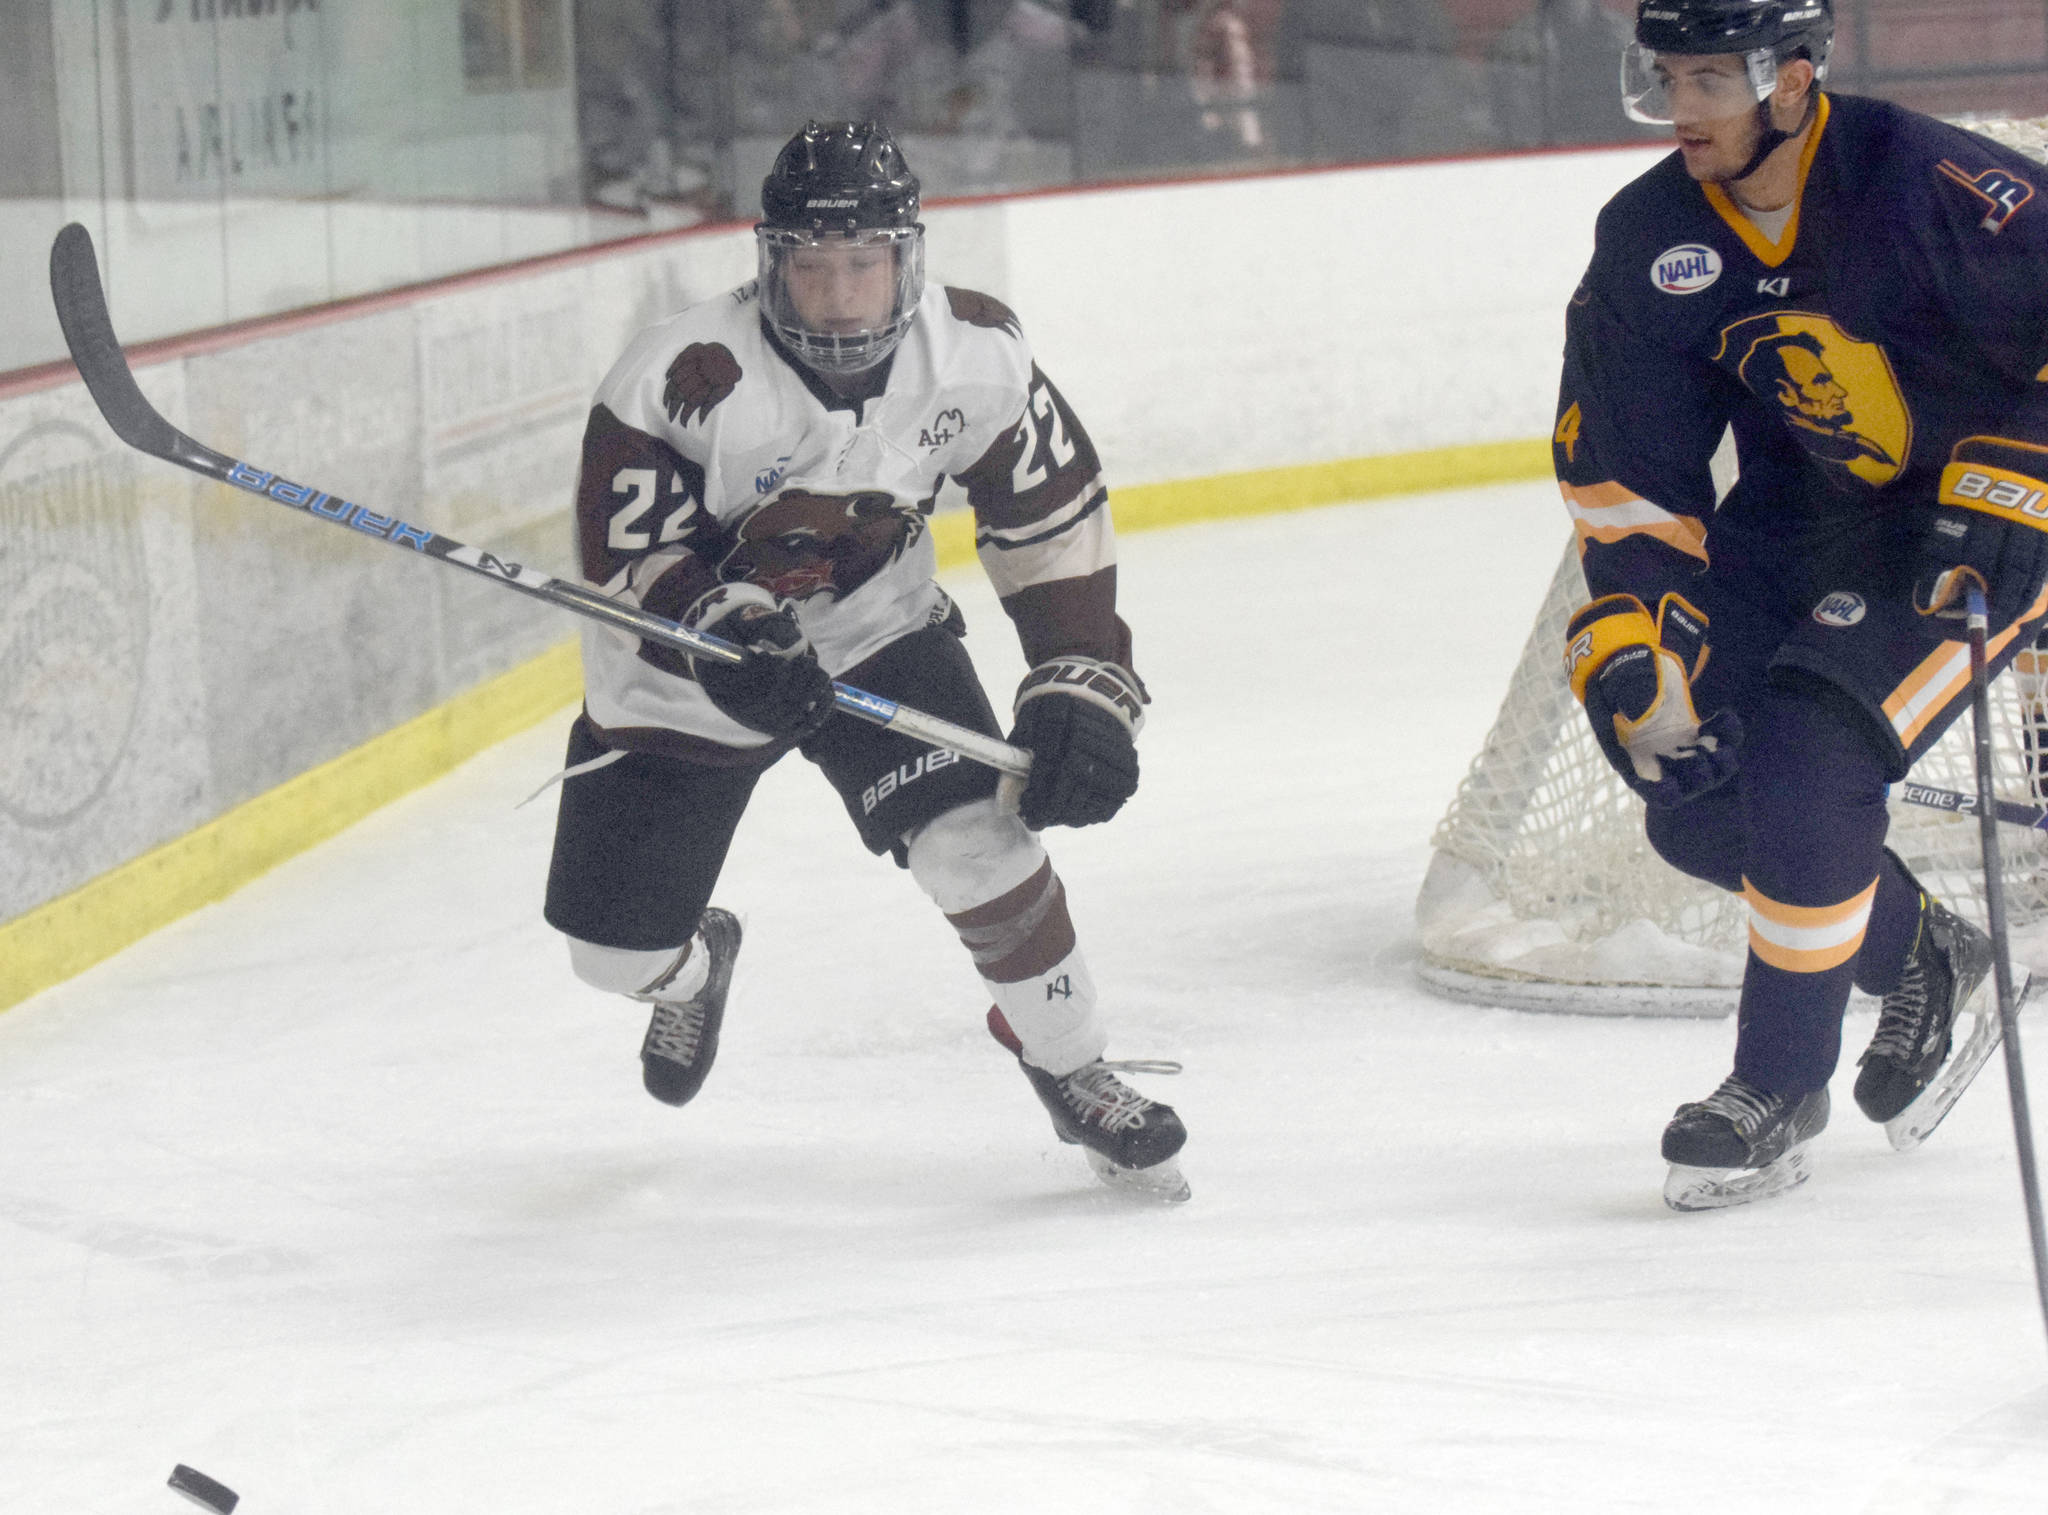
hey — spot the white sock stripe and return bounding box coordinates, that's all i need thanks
[1744,896,1875,954]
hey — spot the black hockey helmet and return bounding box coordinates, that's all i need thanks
[1634,0,1833,63]
[1623,0,1831,169]
[760,120,921,235]
[756,121,925,375]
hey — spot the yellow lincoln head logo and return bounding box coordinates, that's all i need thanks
[1715,312,1912,487]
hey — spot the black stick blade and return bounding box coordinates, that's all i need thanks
[50,222,188,461]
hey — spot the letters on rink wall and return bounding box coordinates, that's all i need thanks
[0,143,1660,930]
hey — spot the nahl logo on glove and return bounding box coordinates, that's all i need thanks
[1004,656,1146,829]
[1564,592,1741,807]
[681,583,835,741]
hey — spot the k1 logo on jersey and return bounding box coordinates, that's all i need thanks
[1812,590,1866,627]
[1651,244,1722,294]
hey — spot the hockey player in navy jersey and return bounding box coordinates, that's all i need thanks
[1555,0,2048,1206]
[542,120,1187,1199]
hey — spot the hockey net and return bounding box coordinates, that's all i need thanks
[1418,115,2048,1017]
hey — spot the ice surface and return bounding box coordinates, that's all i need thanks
[4,484,2046,1514]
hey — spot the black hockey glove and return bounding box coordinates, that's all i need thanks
[682,584,834,741]
[1912,499,2048,631]
[1566,592,1741,807]
[1005,656,1146,829]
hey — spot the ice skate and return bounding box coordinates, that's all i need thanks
[988,1008,1190,1202]
[1661,1073,1830,1211]
[634,908,742,1106]
[1855,892,1994,1146]
[1884,973,2033,1151]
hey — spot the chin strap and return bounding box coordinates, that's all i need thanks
[1724,86,1820,188]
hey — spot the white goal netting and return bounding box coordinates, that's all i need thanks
[1418,115,2048,1018]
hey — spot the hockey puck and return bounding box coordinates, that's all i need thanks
[167,1464,239,1514]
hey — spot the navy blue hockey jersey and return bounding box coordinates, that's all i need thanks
[1555,93,2048,608]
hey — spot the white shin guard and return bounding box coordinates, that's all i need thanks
[904,796,1047,912]
[907,798,1107,1076]
[988,947,1106,1077]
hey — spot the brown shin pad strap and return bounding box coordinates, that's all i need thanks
[945,860,1076,982]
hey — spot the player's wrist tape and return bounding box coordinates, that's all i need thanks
[1014,656,1147,736]
[1564,592,1707,703]
[1937,435,2048,532]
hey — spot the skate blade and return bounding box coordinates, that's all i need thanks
[1082,1148,1191,1204]
[1885,972,2033,1152]
[1663,1148,1812,1211]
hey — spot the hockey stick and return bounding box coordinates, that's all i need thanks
[1889,779,2048,832]
[1964,585,2048,1353]
[46,223,1030,780]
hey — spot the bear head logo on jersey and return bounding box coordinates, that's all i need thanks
[718,487,926,602]
[1714,312,1911,488]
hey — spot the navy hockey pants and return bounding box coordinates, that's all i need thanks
[1642,555,2048,1095]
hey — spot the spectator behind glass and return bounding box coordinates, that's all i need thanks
[574,0,726,215]
[1186,0,1284,151]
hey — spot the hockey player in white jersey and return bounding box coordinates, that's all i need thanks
[542,120,1187,1199]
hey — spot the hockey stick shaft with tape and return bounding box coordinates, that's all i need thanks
[1965,586,2048,1352]
[47,223,1030,779]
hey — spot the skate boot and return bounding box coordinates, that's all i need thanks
[1854,891,1992,1127]
[1661,1073,1830,1211]
[633,908,742,1107]
[987,1008,1190,1202]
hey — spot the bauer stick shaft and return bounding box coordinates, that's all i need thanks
[1965,585,2048,1351]
[47,223,1030,780]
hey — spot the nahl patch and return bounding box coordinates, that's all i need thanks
[1812,590,1866,627]
[1652,243,1721,294]
[862,747,960,815]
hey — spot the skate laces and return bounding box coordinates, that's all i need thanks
[1868,916,1946,1063]
[642,999,707,1065]
[1692,1074,1778,1135]
[1059,1060,1181,1132]
[1867,959,1932,1062]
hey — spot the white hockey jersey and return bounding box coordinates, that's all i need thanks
[572,280,1127,760]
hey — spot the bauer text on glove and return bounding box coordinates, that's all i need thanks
[1565,592,1741,806]
[682,584,834,740]
[1004,656,1145,829]
[1913,437,2048,628]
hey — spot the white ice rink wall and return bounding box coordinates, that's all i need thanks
[0,142,1665,1008]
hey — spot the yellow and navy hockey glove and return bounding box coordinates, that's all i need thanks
[1913,439,2048,629]
[1565,592,1742,807]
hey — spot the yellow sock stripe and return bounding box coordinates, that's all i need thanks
[1741,876,1878,974]
[5,435,1552,1014]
